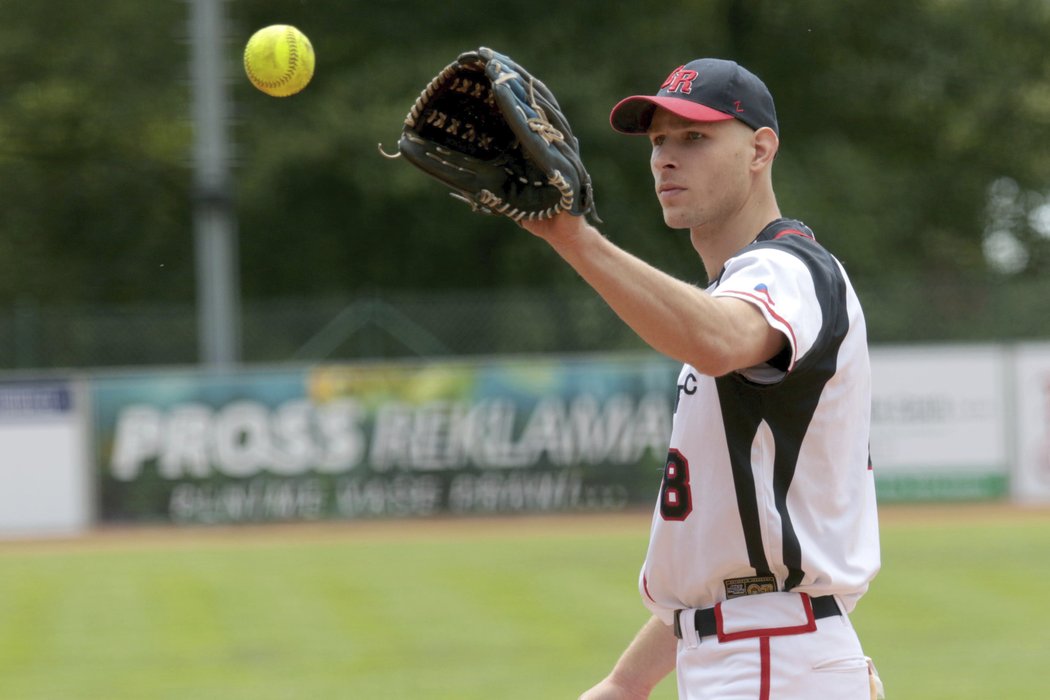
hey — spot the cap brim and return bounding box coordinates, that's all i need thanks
[609,95,734,134]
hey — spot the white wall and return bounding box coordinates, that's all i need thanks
[1010,344,1050,503]
[0,381,92,536]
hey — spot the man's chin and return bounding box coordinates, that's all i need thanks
[662,213,694,231]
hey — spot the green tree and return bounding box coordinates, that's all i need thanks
[1,0,1049,360]
[0,1,194,304]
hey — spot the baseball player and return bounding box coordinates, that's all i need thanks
[520,59,884,699]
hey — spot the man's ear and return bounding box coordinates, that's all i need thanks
[753,127,779,168]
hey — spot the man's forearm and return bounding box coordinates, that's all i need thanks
[543,222,777,375]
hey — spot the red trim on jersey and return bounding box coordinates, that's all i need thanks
[713,594,817,642]
[719,290,799,371]
[773,228,814,240]
[642,574,656,604]
[759,637,772,700]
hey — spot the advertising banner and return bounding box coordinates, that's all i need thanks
[93,358,678,524]
[869,345,1008,501]
[92,345,1019,527]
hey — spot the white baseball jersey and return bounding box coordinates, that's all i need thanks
[639,218,881,625]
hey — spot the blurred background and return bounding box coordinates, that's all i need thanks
[3,3,1050,699]
[1,0,1049,369]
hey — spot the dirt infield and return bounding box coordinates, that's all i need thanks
[0,511,651,553]
[3,501,1049,553]
[876,500,1050,525]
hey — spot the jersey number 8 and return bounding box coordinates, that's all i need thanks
[660,449,692,520]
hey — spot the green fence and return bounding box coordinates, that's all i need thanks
[3,275,1050,370]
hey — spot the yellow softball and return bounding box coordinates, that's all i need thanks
[243,25,315,97]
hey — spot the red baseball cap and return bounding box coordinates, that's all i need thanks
[610,59,779,137]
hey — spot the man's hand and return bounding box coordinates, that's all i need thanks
[519,210,592,244]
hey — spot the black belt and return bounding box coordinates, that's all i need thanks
[673,594,841,640]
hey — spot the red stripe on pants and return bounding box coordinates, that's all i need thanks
[759,637,771,700]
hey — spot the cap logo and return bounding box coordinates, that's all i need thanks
[734,100,744,113]
[661,66,698,94]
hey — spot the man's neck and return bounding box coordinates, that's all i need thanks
[690,200,782,280]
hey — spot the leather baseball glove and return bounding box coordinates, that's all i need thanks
[382,47,599,223]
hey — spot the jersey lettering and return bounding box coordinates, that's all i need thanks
[674,372,698,413]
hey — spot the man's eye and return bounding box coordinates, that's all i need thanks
[686,132,703,141]
[651,135,665,146]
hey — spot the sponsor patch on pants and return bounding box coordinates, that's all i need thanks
[724,575,778,599]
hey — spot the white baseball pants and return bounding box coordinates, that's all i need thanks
[674,592,871,700]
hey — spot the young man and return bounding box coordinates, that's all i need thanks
[520,59,882,700]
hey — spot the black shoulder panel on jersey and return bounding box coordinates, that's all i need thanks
[716,217,852,589]
[748,218,849,376]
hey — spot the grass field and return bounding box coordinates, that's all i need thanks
[1,503,1048,699]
